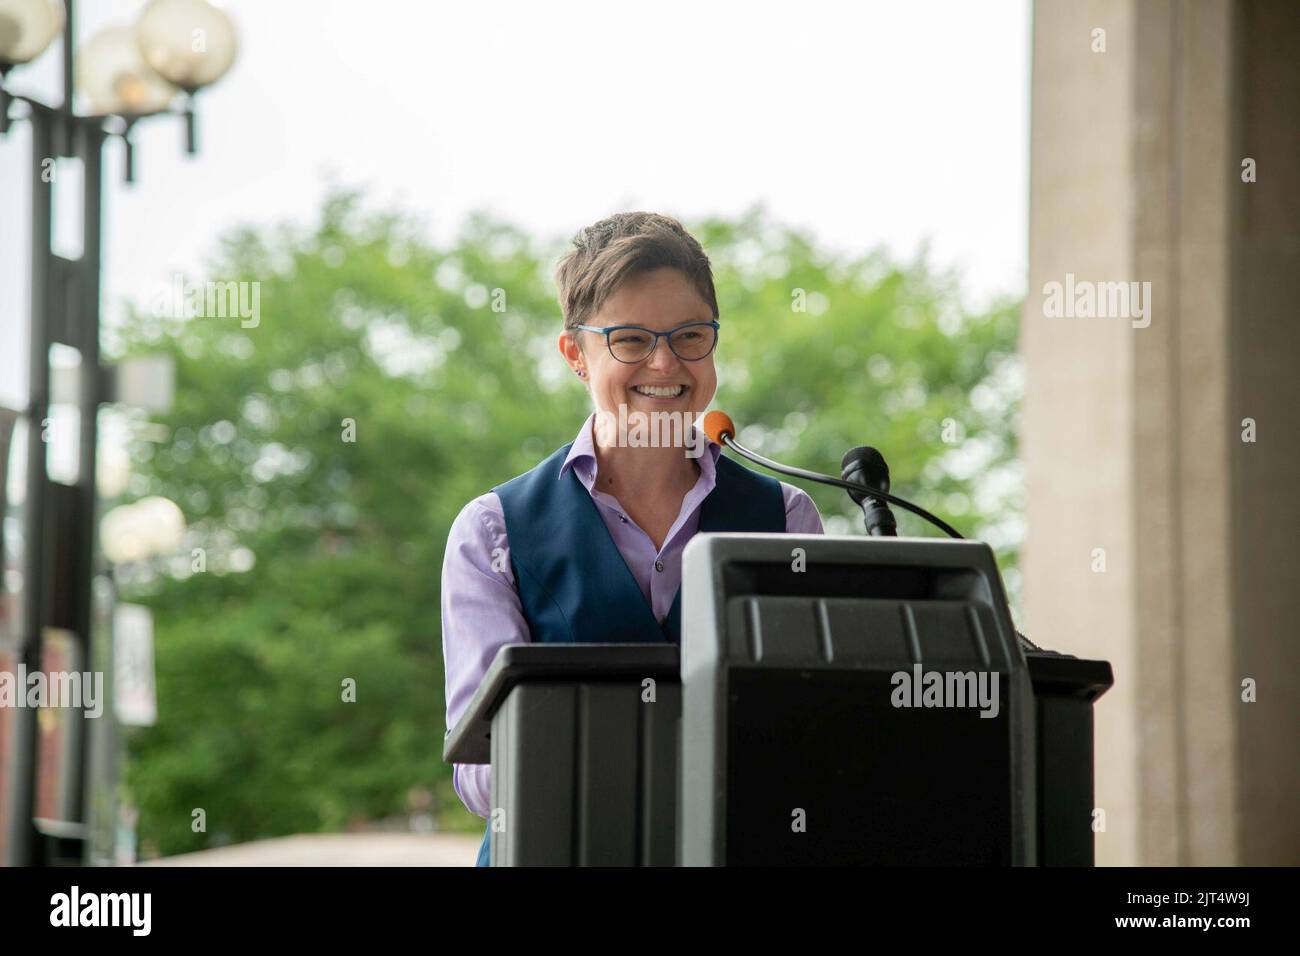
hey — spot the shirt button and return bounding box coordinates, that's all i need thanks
[655,560,664,572]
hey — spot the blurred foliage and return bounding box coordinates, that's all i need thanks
[109,191,1022,855]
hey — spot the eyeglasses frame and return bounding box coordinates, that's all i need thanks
[572,320,721,364]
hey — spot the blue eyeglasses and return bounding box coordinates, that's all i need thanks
[573,320,720,364]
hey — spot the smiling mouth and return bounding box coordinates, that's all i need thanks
[630,384,688,398]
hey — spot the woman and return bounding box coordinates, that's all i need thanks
[440,212,824,866]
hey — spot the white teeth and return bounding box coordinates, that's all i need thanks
[632,385,685,398]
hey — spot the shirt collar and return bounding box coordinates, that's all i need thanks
[559,410,721,487]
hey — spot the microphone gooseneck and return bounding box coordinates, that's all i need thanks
[701,412,963,540]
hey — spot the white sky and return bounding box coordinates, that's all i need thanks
[1,0,1030,409]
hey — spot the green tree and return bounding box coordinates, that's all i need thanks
[111,192,1020,855]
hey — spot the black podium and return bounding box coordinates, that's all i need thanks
[443,644,681,866]
[443,534,1113,866]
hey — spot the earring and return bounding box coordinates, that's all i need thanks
[576,369,586,378]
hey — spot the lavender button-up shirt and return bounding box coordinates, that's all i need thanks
[440,412,825,818]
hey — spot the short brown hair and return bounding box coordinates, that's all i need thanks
[553,212,719,336]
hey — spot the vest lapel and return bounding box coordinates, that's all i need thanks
[556,466,670,643]
[496,443,787,646]
[661,455,789,642]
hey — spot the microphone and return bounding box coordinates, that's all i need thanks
[701,412,1049,652]
[701,411,963,539]
[702,411,1052,652]
[841,446,897,537]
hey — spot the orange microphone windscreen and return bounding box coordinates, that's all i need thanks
[702,410,736,446]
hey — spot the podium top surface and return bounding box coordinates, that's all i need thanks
[442,643,680,764]
[441,639,1112,765]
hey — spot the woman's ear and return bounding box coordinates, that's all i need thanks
[557,330,587,377]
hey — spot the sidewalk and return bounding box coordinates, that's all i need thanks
[140,832,481,867]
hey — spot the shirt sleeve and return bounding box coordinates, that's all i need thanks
[440,492,530,819]
[780,481,825,534]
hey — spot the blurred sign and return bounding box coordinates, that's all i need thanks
[109,355,175,414]
[114,604,157,727]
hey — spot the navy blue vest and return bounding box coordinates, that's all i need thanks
[473,440,785,865]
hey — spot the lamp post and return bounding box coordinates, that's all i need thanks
[0,0,236,866]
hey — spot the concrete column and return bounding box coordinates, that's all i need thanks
[1228,0,1300,868]
[1024,0,1298,865]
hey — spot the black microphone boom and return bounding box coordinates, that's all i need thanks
[716,434,964,540]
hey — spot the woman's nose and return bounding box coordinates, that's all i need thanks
[645,337,679,370]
